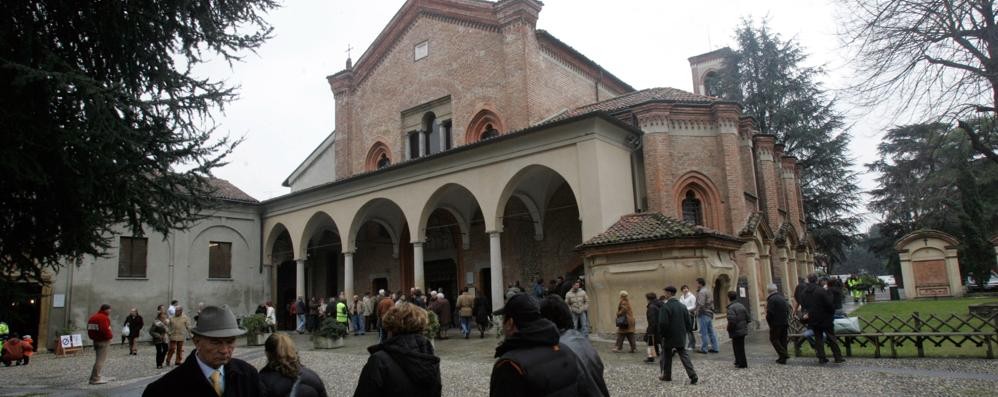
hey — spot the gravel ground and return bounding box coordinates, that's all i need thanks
[1,330,996,397]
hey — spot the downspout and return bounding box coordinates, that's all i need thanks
[629,114,644,213]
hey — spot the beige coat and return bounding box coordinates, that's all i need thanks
[167,315,191,342]
[565,288,589,314]
[456,292,475,317]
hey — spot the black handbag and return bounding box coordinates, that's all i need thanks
[615,314,628,328]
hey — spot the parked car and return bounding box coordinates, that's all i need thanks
[966,272,998,291]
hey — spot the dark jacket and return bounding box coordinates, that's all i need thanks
[765,291,790,327]
[657,298,692,348]
[725,301,749,338]
[124,314,144,339]
[646,300,663,335]
[490,318,579,397]
[559,329,610,397]
[430,298,452,326]
[260,366,327,397]
[142,350,263,397]
[802,284,835,329]
[353,333,441,397]
[473,296,492,325]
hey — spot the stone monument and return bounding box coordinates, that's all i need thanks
[895,230,965,299]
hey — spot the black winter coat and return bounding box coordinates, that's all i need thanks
[142,351,263,397]
[260,366,327,397]
[353,333,441,397]
[765,291,790,327]
[491,318,580,397]
[802,284,835,329]
[725,301,749,337]
[645,300,662,334]
[657,298,692,348]
[124,314,144,338]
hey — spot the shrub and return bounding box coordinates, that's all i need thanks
[242,314,268,335]
[315,317,348,339]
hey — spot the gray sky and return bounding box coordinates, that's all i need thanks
[203,0,882,228]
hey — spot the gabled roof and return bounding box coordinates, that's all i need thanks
[208,178,258,204]
[283,130,336,187]
[577,212,740,250]
[535,30,633,94]
[554,87,732,120]
[738,211,773,240]
[687,47,733,64]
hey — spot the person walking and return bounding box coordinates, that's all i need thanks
[294,297,307,334]
[473,291,492,338]
[260,333,328,397]
[612,291,637,353]
[142,306,263,397]
[765,284,791,364]
[124,308,144,355]
[679,285,697,350]
[656,286,697,384]
[87,304,114,384]
[165,306,191,366]
[489,294,579,396]
[539,296,610,397]
[644,292,663,363]
[354,303,442,397]
[456,288,475,339]
[265,301,277,333]
[694,278,718,354]
[802,273,845,364]
[725,291,750,368]
[149,312,169,369]
[564,282,589,337]
[433,293,452,339]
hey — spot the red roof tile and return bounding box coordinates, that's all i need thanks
[578,212,738,249]
[208,178,258,203]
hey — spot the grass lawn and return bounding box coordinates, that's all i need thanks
[796,296,998,358]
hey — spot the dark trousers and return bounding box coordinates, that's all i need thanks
[154,342,168,367]
[769,325,789,361]
[731,335,747,367]
[811,324,843,361]
[660,346,697,380]
[615,332,636,352]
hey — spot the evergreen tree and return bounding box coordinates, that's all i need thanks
[0,1,278,288]
[717,20,861,273]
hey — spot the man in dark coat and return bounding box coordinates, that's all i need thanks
[801,273,845,364]
[143,306,263,397]
[538,295,610,397]
[725,291,749,368]
[765,283,791,364]
[656,286,698,384]
[490,293,580,396]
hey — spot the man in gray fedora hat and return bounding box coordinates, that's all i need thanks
[143,305,263,397]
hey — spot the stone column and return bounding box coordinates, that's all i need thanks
[745,253,762,327]
[413,242,425,291]
[295,258,305,300]
[344,252,355,301]
[489,231,504,310]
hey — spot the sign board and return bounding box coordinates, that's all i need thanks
[56,334,84,356]
[52,294,65,308]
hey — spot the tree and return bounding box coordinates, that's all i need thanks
[842,0,998,163]
[716,20,861,273]
[866,122,998,287]
[0,2,278,288]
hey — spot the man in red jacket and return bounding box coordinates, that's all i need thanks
[87,304,113,385]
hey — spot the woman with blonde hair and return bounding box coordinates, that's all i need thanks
[260,333,327,397]
[354,303,441,397]
[611,290,637,353]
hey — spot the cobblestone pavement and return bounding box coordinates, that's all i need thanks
[1,326,996,397]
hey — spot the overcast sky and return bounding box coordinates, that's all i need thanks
[202,0,885,229]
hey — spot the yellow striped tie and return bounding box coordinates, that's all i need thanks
[210,370,223,396]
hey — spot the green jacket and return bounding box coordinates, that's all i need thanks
[336,302,348,323]
[657,298,692,348]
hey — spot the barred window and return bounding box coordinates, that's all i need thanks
[682,191,703,226]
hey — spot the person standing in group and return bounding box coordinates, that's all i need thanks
[472,290,492,338]
[694,278,718,354]
[1,333,25,366]
[149,312,169,369]
[802,273,845,364]
[456,288,475,339]
[260,333,327,397]
[294,297,307,334]
[726,291,750,368]
[565,282,589,337]
[656,286,697,384]
[679,285,697,350]
[87,304,114,384]
[264,301,277,333]
[351,295,366,336]
[124,308,144,356]
[538,295,610,397]
[336,296,349,332]
[765,284,791,364]
[433,293,452,339]
[376,291,394,343]
[644,292,662,363]
[167,300,178,317]
[354,303,442,397]
[165,306,191,366]
[142,306,263,397]
[489,294,579,396]
[363,292,375,333]
[612,291,637,353]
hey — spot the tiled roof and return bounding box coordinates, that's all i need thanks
[578,212,738,249]
[555,87,726,120]
[208,178,258,203]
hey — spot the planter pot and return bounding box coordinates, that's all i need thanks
[866,293,876,302]
[246,332,270,346]
[313,336,344,349]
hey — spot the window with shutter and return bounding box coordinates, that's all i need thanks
[209,241,232,279]
[118,237,147,278]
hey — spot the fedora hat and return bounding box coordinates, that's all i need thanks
[191,305,246,338]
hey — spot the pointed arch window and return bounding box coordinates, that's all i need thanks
[481,123,499,140]
[376,153,391,169]
[682,191,703,226]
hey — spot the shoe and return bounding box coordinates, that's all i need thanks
[736,364,748,369]
[90,380,108,385]
[644,357,655,363]
[834,358,846,363]
[776,359,787,365]
[690,376,698,385]
[708,350,719,354]
[156,365,163,369]
[629,349,636,353]
[611,348,621,353]
[695,350,707,354]
[818,358,829,364]
[659,375,672,382]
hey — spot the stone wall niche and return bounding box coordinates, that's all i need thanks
[895,230,964,299]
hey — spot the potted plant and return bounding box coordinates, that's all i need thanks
[313,317,348,349]
[242,314,269,346]
[424,309,440,344]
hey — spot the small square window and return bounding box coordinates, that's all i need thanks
[414,41,428,61]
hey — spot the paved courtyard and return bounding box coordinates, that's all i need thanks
[1,324,996,397]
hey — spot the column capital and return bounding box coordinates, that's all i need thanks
[294,258,306,263]
[487,230,502,236]
[411,241,425,247]
[343,251,355,256]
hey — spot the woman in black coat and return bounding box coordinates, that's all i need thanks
[260,333,328,397]
[473,292,492,338]
[354,303,442,397]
